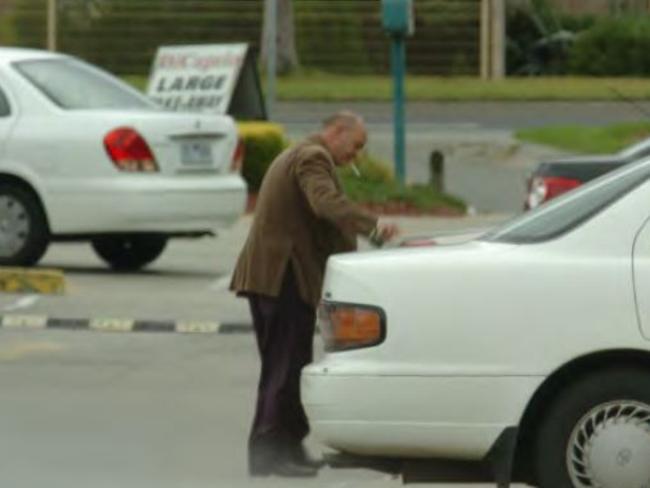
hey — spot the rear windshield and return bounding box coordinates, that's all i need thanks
[14,58,157,111]
[483,158,650,244]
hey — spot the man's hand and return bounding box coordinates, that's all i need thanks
[377,223,399,242]
[369,222,400,246]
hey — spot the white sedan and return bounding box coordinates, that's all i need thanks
[302,156,650,488]
[0,47,246,269]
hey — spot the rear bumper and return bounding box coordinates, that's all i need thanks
[45,173,247,234]
[301,365,541,460]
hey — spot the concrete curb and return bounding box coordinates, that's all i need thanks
[0,268,65,294]
[0,315,254,334]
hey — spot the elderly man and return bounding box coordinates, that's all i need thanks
[230,111,398,477]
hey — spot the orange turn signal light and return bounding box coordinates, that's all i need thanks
[319,303,385,352]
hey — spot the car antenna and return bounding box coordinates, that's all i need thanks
[608,86,650,120]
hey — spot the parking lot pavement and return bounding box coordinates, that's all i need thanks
[0,214,512,328]
[0,329,530,488]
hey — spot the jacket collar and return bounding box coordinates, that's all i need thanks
[306,133,335,163]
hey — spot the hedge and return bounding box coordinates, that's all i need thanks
[237,122,287,192]
[233,123,463,212]
[2,0,480,76]
[569,17,650,76]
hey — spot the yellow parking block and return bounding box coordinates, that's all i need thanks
[0,268,65,294]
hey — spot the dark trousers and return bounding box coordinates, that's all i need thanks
[246,266,316,469]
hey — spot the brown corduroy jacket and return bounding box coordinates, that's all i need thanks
[229,135,378,308]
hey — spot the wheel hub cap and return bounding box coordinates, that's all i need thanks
[0,196,29,258]
[568,401,650,488]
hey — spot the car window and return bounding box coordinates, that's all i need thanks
[0,84,10,116]
[13,58,157,111]
[483,157,650,244]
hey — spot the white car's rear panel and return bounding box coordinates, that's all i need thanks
[303,176,650,459]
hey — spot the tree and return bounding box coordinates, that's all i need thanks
[260,0,299,75]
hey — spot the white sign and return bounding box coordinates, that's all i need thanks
[147,43,248,114]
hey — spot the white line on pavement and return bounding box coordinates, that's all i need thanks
[209,273,233,291]
[2,295,40,312]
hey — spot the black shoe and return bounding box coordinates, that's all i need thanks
[249,458,319,478]
[291,446,325,469]
[272,459,319,478]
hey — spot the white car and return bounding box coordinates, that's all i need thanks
[302,156,650,488]
[0,47,246,269]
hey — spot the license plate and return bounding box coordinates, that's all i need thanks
[180,140,213,166]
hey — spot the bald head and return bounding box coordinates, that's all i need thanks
[320,111,367,166]
[322,111,365,131]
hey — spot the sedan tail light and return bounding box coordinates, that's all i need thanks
[104,127,159,172]
[230,138,245,173]
[526,176,581,209]
[319,302,385,352]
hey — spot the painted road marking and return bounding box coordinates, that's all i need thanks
[2,315,48,329]
[89,318,135,332]
[176,321,221,334]
[2,295,40,312]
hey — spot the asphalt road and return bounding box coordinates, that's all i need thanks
[274,101,650,129]
[0,330,524,488]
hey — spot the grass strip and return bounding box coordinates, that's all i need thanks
[516,122,650,154]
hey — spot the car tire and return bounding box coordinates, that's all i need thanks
[91,234,168,271]
[534,367,650,488]
[0,183,49,266]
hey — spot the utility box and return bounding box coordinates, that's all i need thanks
[381,0,415,37]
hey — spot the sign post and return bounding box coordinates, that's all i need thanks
[265,0,277,119]
[381,0,414,184]
[47,0,57,51]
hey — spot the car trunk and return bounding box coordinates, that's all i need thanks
[106,110,237,175]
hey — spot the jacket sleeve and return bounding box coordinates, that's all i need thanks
[295,151,378,236]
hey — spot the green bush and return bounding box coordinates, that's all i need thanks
[569,17,650,76]
[339,154,466,212]
[238,122,287,192]
[235,132,465,212]
[506,0,589,76]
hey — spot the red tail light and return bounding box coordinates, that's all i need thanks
[230,138,245,173]
[526,176,581,209]
[104,127,159,172]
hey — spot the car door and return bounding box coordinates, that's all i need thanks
[632,214,650,340]
[0,79,15,156]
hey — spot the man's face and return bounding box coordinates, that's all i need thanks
[332,124,367,165]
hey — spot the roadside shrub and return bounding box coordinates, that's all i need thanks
[506,0,584,75]
[569,16,650,75]
[339,154,466,212]
[237,122,287,192]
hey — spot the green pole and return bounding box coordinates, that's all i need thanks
[391,35,406,184]
[266,0,277,119]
